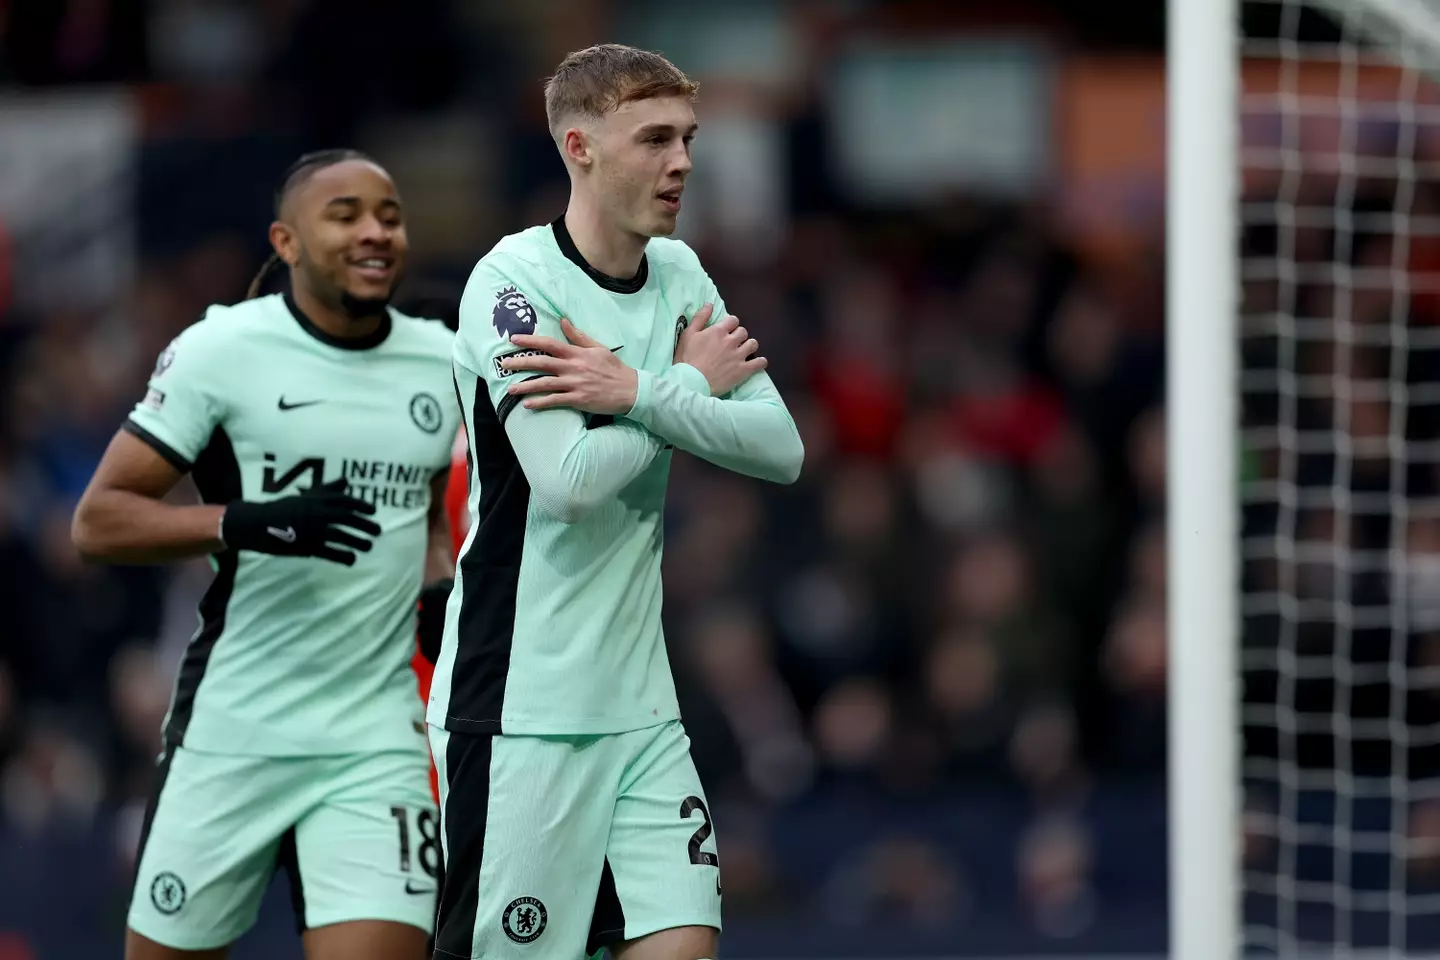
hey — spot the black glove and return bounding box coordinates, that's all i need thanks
[417,577,453,664]
[221,477,380,565]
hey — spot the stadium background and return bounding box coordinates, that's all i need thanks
[0,1,1184,957]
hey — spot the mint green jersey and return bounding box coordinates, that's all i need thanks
[125,293,459,756]
[429,217,803,736]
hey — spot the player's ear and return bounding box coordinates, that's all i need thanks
[269,221,300,267]
[562,127,593,170]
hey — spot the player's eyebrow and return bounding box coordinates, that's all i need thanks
[323,196,402,211]
[636,121,699,138]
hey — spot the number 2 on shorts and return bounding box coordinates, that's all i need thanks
[681,796,718,868]
[681,795,721,896]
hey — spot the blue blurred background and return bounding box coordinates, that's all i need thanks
[0,1,1177,957]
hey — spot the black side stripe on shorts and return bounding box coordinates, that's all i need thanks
[586,857,627,956]
[276,826,307,933]
[164,425,243,746]
[449,373,529,733]
[435,732,493,958]
[132,747,176,886]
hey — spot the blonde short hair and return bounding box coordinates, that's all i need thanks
[544,43,698,139]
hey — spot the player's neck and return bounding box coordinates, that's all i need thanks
[563,199,646,281]
[291,281,384,340]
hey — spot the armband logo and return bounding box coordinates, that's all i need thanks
[493,285,537,339]
[152,340,177,378]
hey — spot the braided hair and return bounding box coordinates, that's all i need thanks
[245,148,378,300]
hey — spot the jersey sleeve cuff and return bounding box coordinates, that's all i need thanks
[627,369,657,426]
[122,418,193,473]
[662,362,711,397]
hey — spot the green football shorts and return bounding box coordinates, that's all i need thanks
[428,720,723,958]
[127,743,438,950]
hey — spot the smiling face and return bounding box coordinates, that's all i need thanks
[271,159,408,316]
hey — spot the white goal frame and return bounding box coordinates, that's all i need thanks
[1169,1,1440,958]
[1168,0,1242,958]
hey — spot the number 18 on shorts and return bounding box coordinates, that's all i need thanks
[128,748,439,950]
[429,721,722,958]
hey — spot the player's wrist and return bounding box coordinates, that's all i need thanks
[665,362,712,398]
[626,368,656,421]
[618,366,639,414]
[219,498,264,551]
[221,497,297,553]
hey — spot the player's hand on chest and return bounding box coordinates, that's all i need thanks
[549,290,695,375]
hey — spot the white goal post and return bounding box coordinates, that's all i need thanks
[1168,1,1241,959]
[1171,0,1440,957]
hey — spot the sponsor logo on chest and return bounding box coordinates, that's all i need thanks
[262,453,435,508]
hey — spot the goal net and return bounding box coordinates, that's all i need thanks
[1238,0,1440,954]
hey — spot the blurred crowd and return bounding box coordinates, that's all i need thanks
[0,0,1172,952]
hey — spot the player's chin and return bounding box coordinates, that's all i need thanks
[645,211,681,237]
[343,275,399,304]
[338,283,397,317]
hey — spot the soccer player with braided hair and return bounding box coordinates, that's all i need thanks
[72,150,458,960]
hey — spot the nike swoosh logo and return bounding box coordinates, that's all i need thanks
[404,880,435,896]
[278,397,324,411]
[267,526,298,543]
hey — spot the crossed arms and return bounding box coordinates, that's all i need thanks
[489,306,804,524]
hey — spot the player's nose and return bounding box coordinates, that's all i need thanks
[355,212,394,244]
[669,146,692,177]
